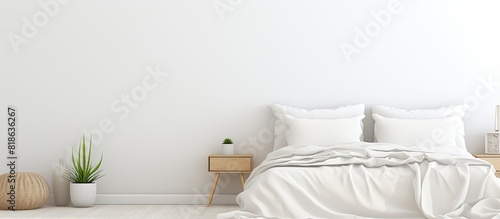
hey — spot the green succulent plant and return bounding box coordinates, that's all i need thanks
[63,134,104,183]
[222,138,233,144]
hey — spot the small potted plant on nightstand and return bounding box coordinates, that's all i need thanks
[63,134,104,207]
[222,138,234,155]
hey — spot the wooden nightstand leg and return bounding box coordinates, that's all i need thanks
[207,173,220,206]
[239,173,245,188]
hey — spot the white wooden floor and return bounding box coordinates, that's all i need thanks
[0,205,239,218]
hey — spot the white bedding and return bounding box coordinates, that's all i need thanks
[218,142,500,219]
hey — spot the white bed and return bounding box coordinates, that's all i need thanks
[218,142,500,218]
[218,104,500,218]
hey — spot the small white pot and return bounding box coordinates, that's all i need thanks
[70,182,97,207]
[222,144,234,154]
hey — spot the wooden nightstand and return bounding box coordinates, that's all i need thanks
[207,154,253,206]
[474,154,500,177]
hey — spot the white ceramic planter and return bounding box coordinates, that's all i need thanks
[70,182,96,207]
[222,144,234,154]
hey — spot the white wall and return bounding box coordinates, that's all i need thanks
[1,0,499,204]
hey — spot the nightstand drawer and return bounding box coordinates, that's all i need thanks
[478,158,500,169]
[474,154,500,177]
[208,155,253,173]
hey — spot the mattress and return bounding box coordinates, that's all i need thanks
[218,142,500,219]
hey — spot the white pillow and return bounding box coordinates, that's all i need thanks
[371,105,468,150]
[373,114,461,147]
[284,115,365,146]
[270,104,365,150]
[371,105,468,119]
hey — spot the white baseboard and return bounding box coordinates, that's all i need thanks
[48,194,238,205]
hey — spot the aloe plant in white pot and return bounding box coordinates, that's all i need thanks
[222,138,234,154]
[63,134,104,207]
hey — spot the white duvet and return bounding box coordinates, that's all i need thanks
[218,142,500,219]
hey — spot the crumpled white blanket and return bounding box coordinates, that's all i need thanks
[218,142,500,219]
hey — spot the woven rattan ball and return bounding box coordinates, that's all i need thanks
[0,172,49,210]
